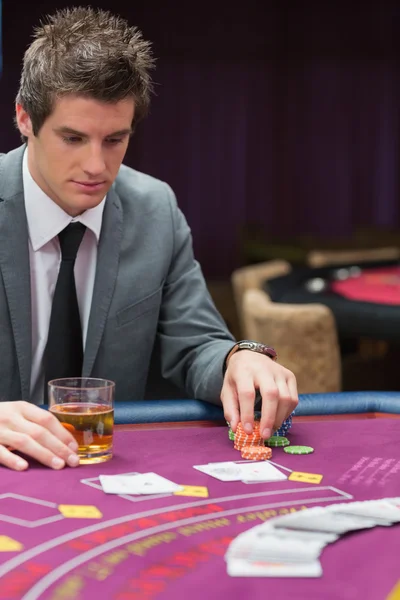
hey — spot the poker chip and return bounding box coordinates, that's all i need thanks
[235,430,261,437]
[275,414,293,437]
[234,440,263,450]
[283,445,314,455]
[235,427,261,440]
[266,436,290,448]
[276,424,290,435]
[228,429,235,441]
[241,445,272,460]
[234,433,263,450]
[233,442,264,450]
[234,424,262,448]
[234,432,261,441]
[234,436,262,444]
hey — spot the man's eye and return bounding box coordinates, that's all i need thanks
[61,136,124,145]
[62,136,81,144]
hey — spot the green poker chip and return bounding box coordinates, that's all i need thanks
[284,445,314,455]
[228,429,235,441]
[266,436,290,448]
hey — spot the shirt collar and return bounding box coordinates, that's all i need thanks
[23,147,106,252]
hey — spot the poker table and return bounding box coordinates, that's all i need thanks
[1,392,400,600]
[263,260,400,342]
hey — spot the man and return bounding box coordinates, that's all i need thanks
[0,7,298,472]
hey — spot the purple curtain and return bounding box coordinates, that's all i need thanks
[1,1,400,277]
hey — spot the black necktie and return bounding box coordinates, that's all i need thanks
[44,222,87,400]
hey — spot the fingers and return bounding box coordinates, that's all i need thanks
[234,371,259,433]
[0,401,79,470]
[222,357,299,440]
[0,444,28,471]
[222,372,258,434]
[258,381,279,440]
[273,378,293,430]
[0,429,71,470]
[21,403,78,450]
[220,380,240,432]
[17,421,80,468]
[286,374,299,417]
[261,373,298,438]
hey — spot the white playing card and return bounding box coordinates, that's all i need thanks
[240,462,287,482]
[273,506,377,534]
[385,497,400,506]
[227,558,323,578]
[226,522,337,562]
[234,533,325,563]
[328,500,400,525]
[256,525,338,546]
[226,497,400,580]
[193,461,286,483]
[227,521,330,564]
[193,462,243,481]
[99,473,183,495]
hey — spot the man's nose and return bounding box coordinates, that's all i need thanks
[82,147,106,177]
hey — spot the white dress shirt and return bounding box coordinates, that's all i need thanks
[23,148,106,404]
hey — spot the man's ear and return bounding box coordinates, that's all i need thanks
[15,104,33,138]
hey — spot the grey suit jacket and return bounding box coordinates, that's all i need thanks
[0,145,235,404]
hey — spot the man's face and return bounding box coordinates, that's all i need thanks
[16,95,135,216]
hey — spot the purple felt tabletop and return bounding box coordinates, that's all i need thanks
[0,418,399,600]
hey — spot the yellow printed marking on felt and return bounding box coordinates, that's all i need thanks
[174,485,209,498]
[386,580,400,600]
[58,505,103,519]
[289,471,323,485]
[0,536,23,552]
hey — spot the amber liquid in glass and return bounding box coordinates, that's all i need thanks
[50,403,114,464]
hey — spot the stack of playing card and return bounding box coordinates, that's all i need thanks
[226,497,400,578]
[193,461,287,483]
[99,473,184,495]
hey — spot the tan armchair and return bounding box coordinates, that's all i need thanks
[307,247,400,268]
[231,260,291,336]
[242,289,341,393]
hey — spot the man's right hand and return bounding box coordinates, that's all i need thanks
[0,401,80,471]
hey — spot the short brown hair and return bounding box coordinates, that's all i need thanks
[16,6,155,139]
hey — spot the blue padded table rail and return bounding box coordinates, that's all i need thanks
[297,391,400,416]
[40,392,400,424]
[112,391,400,424]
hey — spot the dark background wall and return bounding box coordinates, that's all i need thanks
[1,1,400,278]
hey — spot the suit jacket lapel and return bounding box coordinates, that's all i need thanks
[83,186,123,376]
[0,146,32,399]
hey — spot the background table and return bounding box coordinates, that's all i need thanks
[263,260,400,342]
